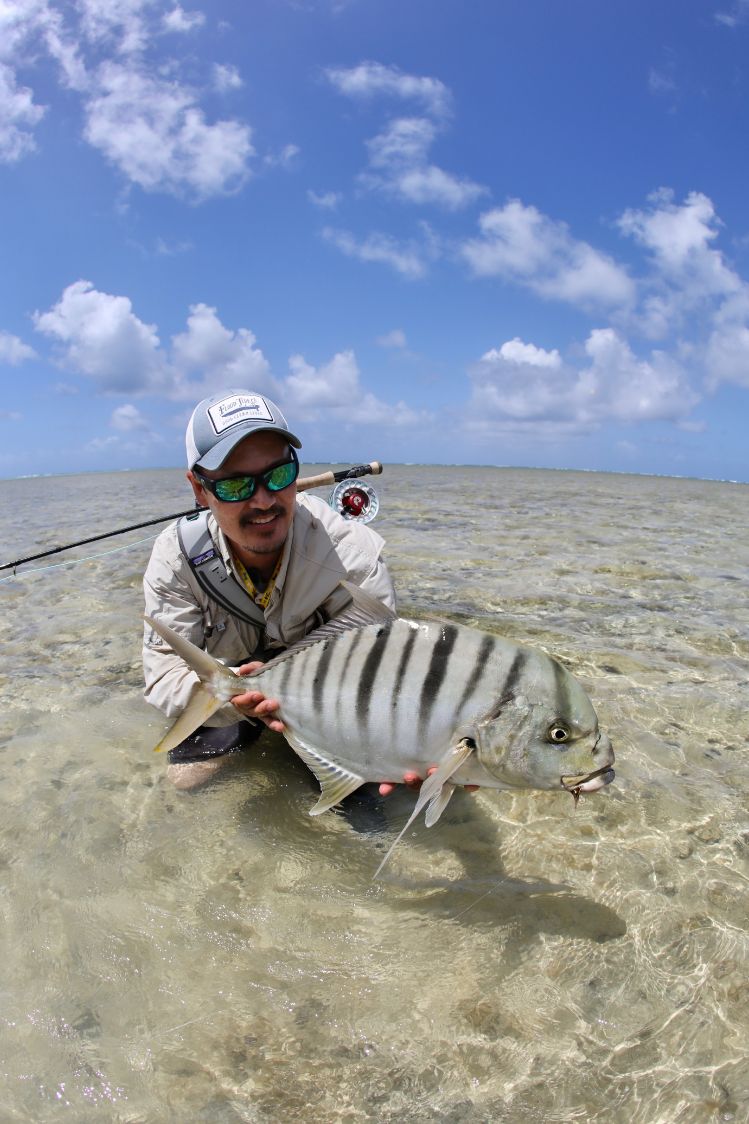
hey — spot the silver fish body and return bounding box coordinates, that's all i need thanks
[146,584,614,873]
[254,616,612,793]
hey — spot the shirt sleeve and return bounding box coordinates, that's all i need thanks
[142,531,240,727]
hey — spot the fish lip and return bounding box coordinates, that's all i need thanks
[561,765,616,792]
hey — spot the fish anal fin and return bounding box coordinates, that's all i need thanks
[153,687,224,753]
[373,737,475,880]
[284,733,365,814]
[424,782,456,828]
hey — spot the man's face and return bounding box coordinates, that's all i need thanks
[188,431,297,567]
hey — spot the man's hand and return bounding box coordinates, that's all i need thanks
[378,767,479,797]
[230,662,285,733]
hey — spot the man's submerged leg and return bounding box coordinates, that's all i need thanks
[166,720,263,790]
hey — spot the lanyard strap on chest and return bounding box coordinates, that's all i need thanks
[177,511,267,628]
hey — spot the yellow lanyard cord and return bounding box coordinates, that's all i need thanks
[233,553,282,610]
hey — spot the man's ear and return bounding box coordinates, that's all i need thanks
[186,470,206,505]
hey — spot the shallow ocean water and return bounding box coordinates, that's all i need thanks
[0,465,747,1123]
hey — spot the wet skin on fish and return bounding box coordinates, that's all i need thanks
[146,583,615,874]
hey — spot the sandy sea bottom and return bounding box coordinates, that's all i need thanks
[0,466,747,1123]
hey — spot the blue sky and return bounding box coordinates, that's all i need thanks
[2,0,749,482]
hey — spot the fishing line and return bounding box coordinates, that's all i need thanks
[0,533,161,584]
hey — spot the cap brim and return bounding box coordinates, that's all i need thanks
[194,425,302,471]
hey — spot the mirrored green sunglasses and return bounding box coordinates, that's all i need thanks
[195,451,299,503]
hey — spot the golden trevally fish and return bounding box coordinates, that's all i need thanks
[146,584,615,875]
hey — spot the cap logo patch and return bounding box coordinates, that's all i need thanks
[207,394,274,435]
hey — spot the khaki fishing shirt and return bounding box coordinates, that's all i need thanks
[143,494,395,725]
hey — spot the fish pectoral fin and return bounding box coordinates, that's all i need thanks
[373,737,475,879]
[152,687,224,753]
[284,733,365,814]
[424,782,457,828]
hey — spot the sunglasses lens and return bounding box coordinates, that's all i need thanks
[214,476,255,502]
[265,460,298,492]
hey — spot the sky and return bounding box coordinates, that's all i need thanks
[2,0,749,482]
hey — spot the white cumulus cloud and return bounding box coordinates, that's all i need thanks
[481,338,561,368]
[325,61,451,117]
[704,323,749,389]
[111,402,149,431]
[170,303,274,399]
[1,2,255,201]
[363,116,487,210]
[0,62,46,162]
[213,62,243,92]
[617,190,743,338]
[376,329,407,349]
[322,226,428,279]
[33,279,169,393]
[282,349,426,427]
[465,329,698,435]
[75,0,151,54]
[462,199,635,311]
[162,5,205,34]
[0,330,37,364]
[308,189,342,210]
[83,62,254,199]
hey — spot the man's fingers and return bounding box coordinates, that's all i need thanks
[379,766,480,798]
[261,716,285,733]
[236,661,264,675]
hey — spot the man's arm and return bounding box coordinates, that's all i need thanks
[143,533,244,726]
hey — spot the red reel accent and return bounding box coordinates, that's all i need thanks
[341,487,368,516]
[329,479,380,522]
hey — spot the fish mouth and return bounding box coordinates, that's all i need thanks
[561,765,616,794]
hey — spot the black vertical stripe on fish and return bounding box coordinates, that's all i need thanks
[332,628,364,721]
[482,649,527,722]
[417,624,459,738]
[391,626,417,708]
[455,633,496,716]
[312,638,336,713]
[293,644,318,695]
[551,658,573,726]
[274,648,297,696]
[355,624,393,733]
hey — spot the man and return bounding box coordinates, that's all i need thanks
[143,388,397,791]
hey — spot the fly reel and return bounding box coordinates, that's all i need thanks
[328,479,380,523]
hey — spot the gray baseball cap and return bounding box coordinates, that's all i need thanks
[186,389,302,470]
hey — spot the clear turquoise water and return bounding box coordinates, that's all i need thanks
[1,466,747,1122]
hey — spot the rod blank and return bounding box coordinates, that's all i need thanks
[1,460,384,572]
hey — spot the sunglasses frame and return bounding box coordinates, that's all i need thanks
[194,448,299,503]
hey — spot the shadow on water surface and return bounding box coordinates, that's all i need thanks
[233,737,627,949]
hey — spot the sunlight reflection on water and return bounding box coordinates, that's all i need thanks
[1,466,747,1121]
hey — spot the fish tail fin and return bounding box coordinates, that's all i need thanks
[145,614,250,753]
[145,614,244,692]
[153,688,225,753]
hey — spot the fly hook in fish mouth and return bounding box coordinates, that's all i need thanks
[560,765,616,806]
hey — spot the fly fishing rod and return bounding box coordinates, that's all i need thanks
[0,460,383,573]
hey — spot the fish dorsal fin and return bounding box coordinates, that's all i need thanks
[373,737,475,879]
[284,731,365,813]
[256,580,396,675]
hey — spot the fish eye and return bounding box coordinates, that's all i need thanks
[547,724,570,744]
